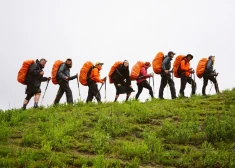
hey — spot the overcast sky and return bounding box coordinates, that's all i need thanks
[0,0,234,110]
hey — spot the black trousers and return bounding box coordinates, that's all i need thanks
[159,73,176,99]
[86,81,101,103]
[54,82,73,104]
[135,80,153,99]
[179,74,196,96]
[202,74,219,95]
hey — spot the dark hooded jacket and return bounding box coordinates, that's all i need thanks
[25,59,48,94]
[204,59,214,75]
[56,63,77,84]
[111,63,131,86]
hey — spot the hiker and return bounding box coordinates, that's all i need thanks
[22,59,51,109]
[179,54,196,97]
[53,58,78,105]
[135,62,154,100]
[111,60,134,102]
[159,51,177,99]
[202,56,220,95]
[86,62,106,103]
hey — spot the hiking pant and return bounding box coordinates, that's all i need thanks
[135,80,153,99]
[159,73,176,99]
[202,74,219,95]
[86,81,101,103]
[54,82,73,104]
[179,74,196,96]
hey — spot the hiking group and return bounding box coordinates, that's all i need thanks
[17,52,220,109]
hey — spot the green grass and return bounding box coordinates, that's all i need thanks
[1,89,235,167]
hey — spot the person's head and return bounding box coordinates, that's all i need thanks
[168,51,176,58]
[95,62,104,70]
[186,54,193,61]
[144,62,151,69]
[123,60,129,68]
[208,55,215,61]
[39,58,47,68]
[65,58,72,68]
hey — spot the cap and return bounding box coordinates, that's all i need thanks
[186,54,193,59]
[95,62,104,66]
[208,55,215,59]
[145,62,151,67]
[168,51,176,56]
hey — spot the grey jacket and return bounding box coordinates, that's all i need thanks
[161,56,172,72]
[56,63,77,83]
[205,59,214,75]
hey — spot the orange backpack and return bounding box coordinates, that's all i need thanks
[173,55,185,78]
[17,60,35,85]
[79,61,94,86]
[196,58,208,78]
[152,52,165,74]
[51,60,64,84]
[108,61,123,83]
[130,61,145,80]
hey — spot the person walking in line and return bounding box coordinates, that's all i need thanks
[22,58,50,109]
[54,58,78,105]
[178,54,196,97]
[202,56,220,96]
[86,62,106,103]
[158,51,177,99]
[135,62,154,100]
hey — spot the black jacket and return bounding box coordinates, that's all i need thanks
[56,63,77,83]
[25,59,48,94]
[111,64,131,86]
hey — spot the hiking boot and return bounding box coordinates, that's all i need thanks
[172,96,178,99]
[159,97,164,100]
[21,107,26,110]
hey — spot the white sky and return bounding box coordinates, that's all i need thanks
[0,0,234,110]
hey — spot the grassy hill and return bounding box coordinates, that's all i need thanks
[1,89,235,168]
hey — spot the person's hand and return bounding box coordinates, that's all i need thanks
[65,76,69,80]
[101,81,104,84]
[165,70,169,74]
[48,77,51,81]
[129,85,132,88]
[190,69,194,73]
[117,84,121,86]
[40,71,44,76]
[103,76,107,81]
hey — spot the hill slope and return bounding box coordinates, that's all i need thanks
[1,89,235,168]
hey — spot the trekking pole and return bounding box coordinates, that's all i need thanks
[105,79,107,100]
[152,75,155,95]
[96,83,104,98]
[40,80,50,106]
[77,78,81,101]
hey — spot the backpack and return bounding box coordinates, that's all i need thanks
[108,61,123,83]
[130,61,145,80]
[17,60,35,85]
[51,60,64,84]
[152,52,165,74]
[173,55,185,78]
[196,58,208,78]
[79,61,94,86]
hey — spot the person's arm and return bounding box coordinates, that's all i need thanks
[57,64,67,80]
[69,74,78,80]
